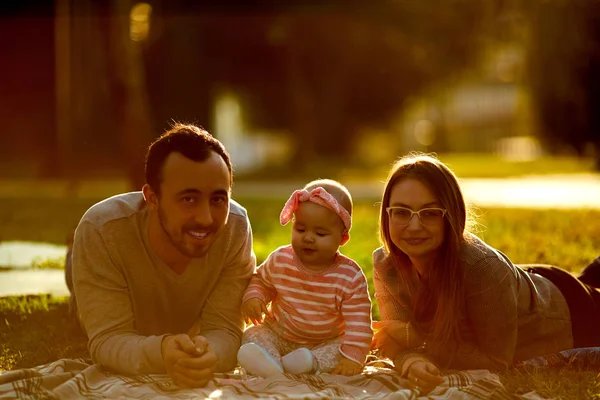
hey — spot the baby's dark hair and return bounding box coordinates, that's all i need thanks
[303,179,353,217]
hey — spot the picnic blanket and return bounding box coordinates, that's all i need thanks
[0,359,544,400]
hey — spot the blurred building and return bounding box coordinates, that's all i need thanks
[394,43,537,158]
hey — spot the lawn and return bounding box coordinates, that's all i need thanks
[241,153,597,182]
[1,197,600,398]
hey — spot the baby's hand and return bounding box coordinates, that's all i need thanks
[242,298,268,326]
[331,356,363,376]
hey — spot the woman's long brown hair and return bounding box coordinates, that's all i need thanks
[378,153,474,357]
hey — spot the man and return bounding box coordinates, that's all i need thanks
[72,123,255,388]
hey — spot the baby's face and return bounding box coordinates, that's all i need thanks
[291,202,346,271]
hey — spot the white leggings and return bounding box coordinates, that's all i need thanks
[242,323,343,373]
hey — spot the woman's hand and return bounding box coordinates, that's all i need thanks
[372,320,425,354]
[372,320,407,344]
[372,330,401,359]
[371,320,409,358]
[406,360,444,395]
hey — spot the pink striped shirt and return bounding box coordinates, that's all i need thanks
[243,245,373,365]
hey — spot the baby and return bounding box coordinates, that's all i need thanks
[237,179,373,377]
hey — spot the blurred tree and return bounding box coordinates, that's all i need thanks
[65,0,116,186]
[525,1,600,168]
[54,0,72,179]
[52,0,130,187]
[56,0,154,189]
[109,0,154,190]
[142,16,209,132]
[146,1,497,168]
[0,4,56,178]
[0,0,512,180]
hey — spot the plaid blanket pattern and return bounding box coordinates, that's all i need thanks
[0,359,547,400]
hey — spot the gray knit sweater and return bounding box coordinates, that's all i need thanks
[373,234,573,371]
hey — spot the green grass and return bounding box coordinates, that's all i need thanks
[501,367,600,399]
[240,153,597,182]
[0,295,88,371]
[438,154,597,179]
[30,256,67,270]
[0,197,91,244]
[1,197,600,398]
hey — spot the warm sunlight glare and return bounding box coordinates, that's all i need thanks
[130,3,152,42]
[414,119,435,146]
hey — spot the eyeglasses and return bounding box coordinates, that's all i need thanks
[386,206,447,226]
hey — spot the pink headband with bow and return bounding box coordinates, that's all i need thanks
[280,187,352,232]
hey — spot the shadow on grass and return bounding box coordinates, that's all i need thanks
[0,295,89,371]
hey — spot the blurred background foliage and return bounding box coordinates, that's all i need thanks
[0,0,599,189]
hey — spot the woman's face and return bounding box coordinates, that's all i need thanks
[387,178,446,265]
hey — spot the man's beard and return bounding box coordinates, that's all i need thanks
[157,205,212,258]
[157,205,193,258]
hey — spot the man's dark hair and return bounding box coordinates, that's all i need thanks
[145,123,232,193]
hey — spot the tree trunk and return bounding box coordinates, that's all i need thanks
[68,0,109,193]
[286,33,317,169]
[285,18,362,168]
[53,0,71,179]
[110,0,153,191]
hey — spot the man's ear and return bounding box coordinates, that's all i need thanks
[142,184,158,211]
[340,230,350,246]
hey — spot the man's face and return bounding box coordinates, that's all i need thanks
[150,151,231,259]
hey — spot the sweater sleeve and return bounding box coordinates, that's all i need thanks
[339,268,373,365]
[395,256,520,372]
[199,215,256,372]
[72,221,166,375]
[242,252,277,305]
[430,256,520,370]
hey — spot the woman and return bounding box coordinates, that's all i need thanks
[371,153,600,393]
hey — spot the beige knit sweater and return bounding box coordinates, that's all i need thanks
[73,192,255,375]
